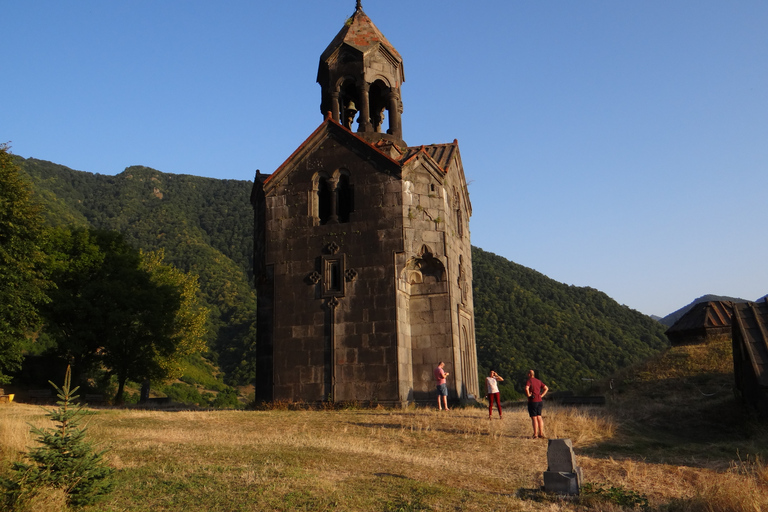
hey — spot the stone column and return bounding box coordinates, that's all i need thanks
[330,91,340,123]
[358,82,372,132]
[327,176,339,224]
[387,90,402,139]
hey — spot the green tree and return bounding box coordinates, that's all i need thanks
[42,228,208,403]
[138,248,209,383]
[0,365,114,509]
[0,144,50,384]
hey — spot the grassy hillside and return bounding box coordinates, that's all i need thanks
[17,157,669,396]
[595,337,767,464]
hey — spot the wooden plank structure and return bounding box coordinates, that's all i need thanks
[665,301,734,346]
[731,299,768,418]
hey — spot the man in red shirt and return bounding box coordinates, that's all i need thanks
[434,362,450,411]
[525,369,549,438]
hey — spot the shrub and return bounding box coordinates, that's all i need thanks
[161,382,205,406]
[0,366,114,509]
[580,483,649,509]
[210,387,241,409]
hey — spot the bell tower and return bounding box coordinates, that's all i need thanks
[252,2,478,406]
[317,1,405,144]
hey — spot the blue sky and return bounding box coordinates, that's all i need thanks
[3,1,767,317]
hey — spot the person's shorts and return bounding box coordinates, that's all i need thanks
[436,383,448,396]
[528,401,543,417]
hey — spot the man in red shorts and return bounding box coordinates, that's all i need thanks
[525,369,549,438]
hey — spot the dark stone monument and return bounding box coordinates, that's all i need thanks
[543,438,583,495]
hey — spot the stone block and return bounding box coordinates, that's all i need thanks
[291,325,309,338]
[358,347,382,365]
[547,438,578,473]
[543,471,579,495]
[372,321,394,334]
[410,322,433,337]
[544,438,583,495]
[364,364,389,383]
[341,334,364,349]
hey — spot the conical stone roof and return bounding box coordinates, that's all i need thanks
[319,3,402,63]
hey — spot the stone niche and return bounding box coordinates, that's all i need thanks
[400,245,447,296]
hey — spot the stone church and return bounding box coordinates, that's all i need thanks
[251,2,478,406]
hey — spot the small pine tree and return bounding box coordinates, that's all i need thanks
[1,366,114,509]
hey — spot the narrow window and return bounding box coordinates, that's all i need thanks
[318,177,332,224]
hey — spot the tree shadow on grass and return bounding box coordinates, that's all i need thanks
[581,396,768,467]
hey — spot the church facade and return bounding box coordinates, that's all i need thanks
[251,3,478,405]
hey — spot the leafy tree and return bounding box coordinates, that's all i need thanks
[0,366,114,509]
[138,248,209,383]
[41,228,208,403]
[0,144,50,384]
[18,157,256,386]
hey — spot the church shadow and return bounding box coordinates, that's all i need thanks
[347,420,520,439]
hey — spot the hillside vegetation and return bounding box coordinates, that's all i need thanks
[595,336,765,463]
[17,157,668,395]
[17,158,257,386]
[473,247,668,393]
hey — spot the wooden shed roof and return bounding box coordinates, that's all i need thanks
[732,299,768,388]
[665,300,733,336]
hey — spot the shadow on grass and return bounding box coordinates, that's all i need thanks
[580,394,768,467]
[347,420,529,440]
[374,472,412,480]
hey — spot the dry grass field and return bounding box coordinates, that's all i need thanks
[2,339,768,511]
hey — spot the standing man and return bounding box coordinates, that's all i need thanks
[434,362,450,411]
[486,370,504,419]
[525,369,548,438]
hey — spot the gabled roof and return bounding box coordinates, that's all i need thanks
[262,116,402,191]
[401,142,458,173]
[666,301,734,335]
[732,299,768,388]
[400,141,472,215]
[261,118,470,210]
[319,5,402,64]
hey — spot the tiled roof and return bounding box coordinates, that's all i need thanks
[400,142,459,173]
[320,7,401,63]
[262,117,463,188]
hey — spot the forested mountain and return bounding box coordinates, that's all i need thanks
[472,247,668,395]
[18,157,257,385]
[17,156,669,394]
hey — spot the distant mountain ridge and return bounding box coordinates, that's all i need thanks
[17,155,670,391]
[658,294,761,327]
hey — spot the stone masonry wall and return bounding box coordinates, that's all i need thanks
[264,134,405,402]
